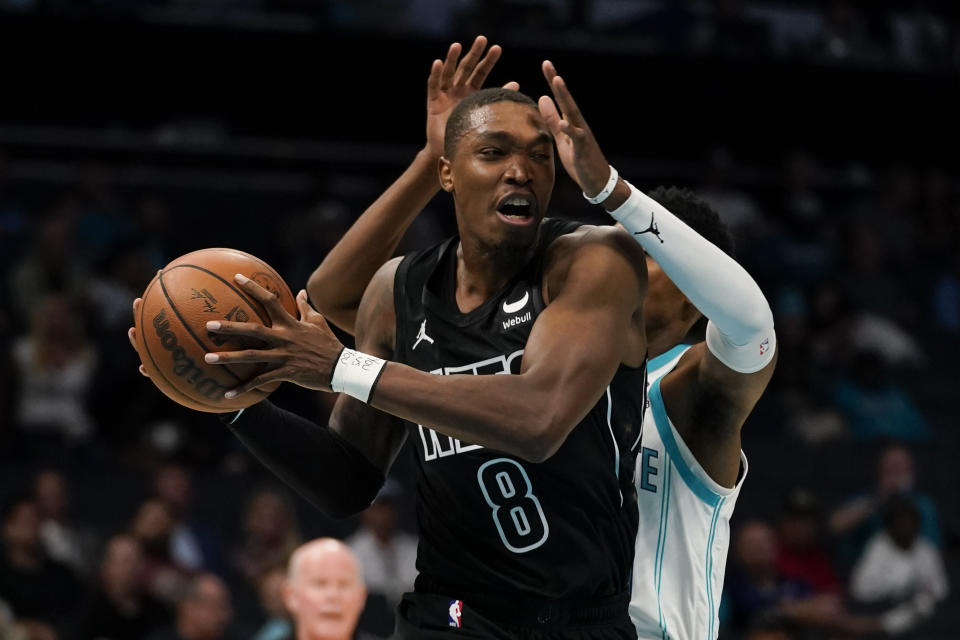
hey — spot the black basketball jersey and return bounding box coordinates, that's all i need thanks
[393,217,648,602]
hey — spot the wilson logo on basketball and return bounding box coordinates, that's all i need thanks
[152,309,229,400]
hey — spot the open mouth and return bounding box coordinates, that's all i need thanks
[496,194,537,226]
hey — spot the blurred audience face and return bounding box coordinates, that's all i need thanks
[100,534,145,597]
[777,512,817,551]
[245,489,295,545]
[878,445,914,495]
[155,463,193,516]
[178,574,233,640]
[257,565,289,619]
[736,520,778,579]
[33,470,69,522]
[31,294,85,355]
[362,500,398,543]
[3,500,42,555]
[885,499,921,550]
[283,538,366,640]
[130,498,175,554]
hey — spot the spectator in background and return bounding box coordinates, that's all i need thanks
[281,538,369,640]
[0,498,81,640]
[73,533,171,640]
[128,497,196,608]
[145,573,239,640]
[345,479,417,637]
[775,488,841,596]
[32,468,98,579]
[720,519,892,638]
[250,564,291,640]
[830,349,931,443]
[829,443,943,570]
[7,205,89,331]
[73,165,134,264]
[849,496,949,635]
[230,487,302,607]
[10,293,100,463]
[152,462,225,577]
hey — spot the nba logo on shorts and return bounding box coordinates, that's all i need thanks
[448,600,463,628]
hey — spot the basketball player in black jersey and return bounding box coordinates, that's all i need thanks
[130,37,648,638]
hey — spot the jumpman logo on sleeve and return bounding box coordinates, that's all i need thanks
[634,211,664,243]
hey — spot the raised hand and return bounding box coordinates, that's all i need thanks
[203,275,344,397]
[425,35,519,158]
[537,60,612,197]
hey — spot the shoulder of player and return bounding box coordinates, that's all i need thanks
[355,257,403,355]
[545,224,646,287]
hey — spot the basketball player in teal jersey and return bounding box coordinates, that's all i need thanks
[302,40,779,640]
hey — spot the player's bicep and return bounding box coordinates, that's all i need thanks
[521,237,646,430]
[329,258,408,473]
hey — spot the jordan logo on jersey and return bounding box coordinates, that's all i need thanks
[413,319,434,350]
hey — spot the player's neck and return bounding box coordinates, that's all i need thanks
[454,240,534,313]
[646,322,693,360]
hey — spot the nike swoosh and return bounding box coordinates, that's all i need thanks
[502,291,530,314]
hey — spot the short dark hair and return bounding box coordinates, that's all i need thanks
[647,186,735,259]
[444,88,540,158]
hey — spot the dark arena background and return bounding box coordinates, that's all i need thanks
[0,2,958,639]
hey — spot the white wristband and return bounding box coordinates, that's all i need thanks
[331,348,387,404]
[582,165,619,205]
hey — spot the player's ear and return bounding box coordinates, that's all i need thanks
[439,156,454,193]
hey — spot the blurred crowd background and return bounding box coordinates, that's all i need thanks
[0,1,958,639]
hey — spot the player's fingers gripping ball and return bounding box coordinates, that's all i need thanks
[133,248,296,412]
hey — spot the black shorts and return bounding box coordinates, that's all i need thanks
[392,590,637,640]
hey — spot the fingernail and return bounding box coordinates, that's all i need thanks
[235,273,248,284]
[225,390,237,399]
[205,353,219,363]
[297,290,306,299]
[206,321,221,330]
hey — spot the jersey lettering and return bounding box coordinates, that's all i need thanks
[638,447,659,492]
[415,350,524,462]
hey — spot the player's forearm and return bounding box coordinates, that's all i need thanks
[222,401,384,517]
[609,182,775,372]
[370,363,576,462]
[307,149,440,333]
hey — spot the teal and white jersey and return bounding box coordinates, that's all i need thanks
[630,345,748,640]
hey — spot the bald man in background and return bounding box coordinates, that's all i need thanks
[282,538,372,640]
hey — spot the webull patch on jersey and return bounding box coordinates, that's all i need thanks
[501,310,532,331]
[448,600,463,628]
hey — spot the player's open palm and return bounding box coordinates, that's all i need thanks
[203,276,345,395]
[425,35,519,158]
[538,60,611,197]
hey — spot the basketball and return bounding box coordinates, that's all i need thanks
[133,248,297,413]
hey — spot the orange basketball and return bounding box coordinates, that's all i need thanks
[133,248,297,413]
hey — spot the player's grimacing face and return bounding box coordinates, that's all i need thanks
[442,101,555,249]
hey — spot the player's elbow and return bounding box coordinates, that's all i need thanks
[306,487,379,520]
[520,415,574,463]
[306,269,333,312]
[306,271,357,334]
[743,300,775,337]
